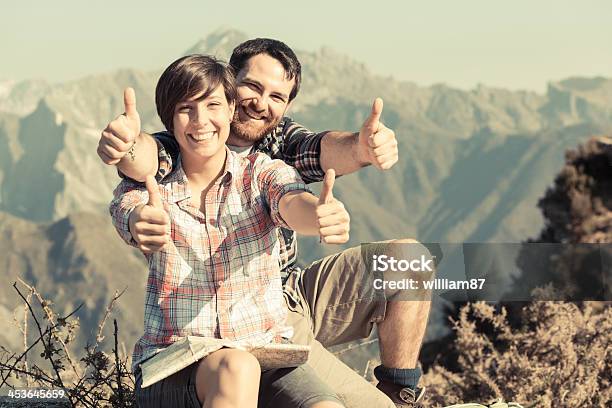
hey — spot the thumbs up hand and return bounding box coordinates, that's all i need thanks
[357,98,399,170]
[316,169,350,244]
[128,176,170,254]
[98,87,142,165]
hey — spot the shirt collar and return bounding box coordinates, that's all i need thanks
[162,146,237,203]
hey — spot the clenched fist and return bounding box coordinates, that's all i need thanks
[98,87,141,165]
[317,169,350,244]
[357,98,398,170]
[128,176,169,254]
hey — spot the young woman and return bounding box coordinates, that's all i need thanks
[110,54,349,408]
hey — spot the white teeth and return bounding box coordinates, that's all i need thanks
[189,132,215,141]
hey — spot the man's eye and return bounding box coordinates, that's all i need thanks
[244,82,260,91]
[271,95,285,103]
[178,106,191,112]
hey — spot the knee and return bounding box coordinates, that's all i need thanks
[196,349,261,401]
[309,402,345,408]
[386,239,441,270]
[217,349,261,380]
[390,238,419,245]
[382,238,427,257]
[382,238,433,265]
[388,238,429,257]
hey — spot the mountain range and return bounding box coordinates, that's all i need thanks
[0,28,610,357]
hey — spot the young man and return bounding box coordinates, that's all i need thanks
[111,54,348,407]
[100,39,431,407]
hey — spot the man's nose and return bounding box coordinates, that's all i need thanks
[252,95,268,113]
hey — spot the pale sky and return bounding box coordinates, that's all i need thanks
[1,0,610,92]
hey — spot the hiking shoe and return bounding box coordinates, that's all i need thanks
[376,381,426,407]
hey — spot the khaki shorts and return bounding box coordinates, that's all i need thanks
[283,242,396,408]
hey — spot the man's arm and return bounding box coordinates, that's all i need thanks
[98,88,175,182]
[283,98,398,181]
[319,130,368,175]
[320,98,398,174]
[115,132,159,181]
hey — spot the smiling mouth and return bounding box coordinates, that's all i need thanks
[187,131,216,142]
[241,106,266,121]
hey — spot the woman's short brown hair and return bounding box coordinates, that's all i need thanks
[155,54,236,132]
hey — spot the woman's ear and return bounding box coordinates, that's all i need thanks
[228,101,236,119]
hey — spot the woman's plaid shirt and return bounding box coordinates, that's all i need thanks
[153,117,326,281]
[110,149,311,371]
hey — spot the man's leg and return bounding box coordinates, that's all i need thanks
[379,296,430,368]
[284,275,395,408]
[376,239,432,389]
[297,238,433,406]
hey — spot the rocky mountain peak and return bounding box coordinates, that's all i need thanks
[182,28,249,60]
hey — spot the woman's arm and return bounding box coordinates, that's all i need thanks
[279,170,350,244]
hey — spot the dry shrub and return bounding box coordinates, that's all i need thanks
[421,136,612,407]
[421,295,611,407]
[0,281,135,407]
[536,136,612,244]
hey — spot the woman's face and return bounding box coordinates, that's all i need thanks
[172,85,235,162]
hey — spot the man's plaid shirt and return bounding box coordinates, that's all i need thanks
[110,148,310,371]
[154,117,326,281]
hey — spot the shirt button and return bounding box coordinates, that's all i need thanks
[209,218,216,226]
[214,253,221,259]
[217,280,224,288]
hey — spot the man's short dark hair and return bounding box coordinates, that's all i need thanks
[155,54,236,132]
[230,38,301,102]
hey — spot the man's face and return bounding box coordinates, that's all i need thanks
[172,85,235,163]
[230,53,295,144]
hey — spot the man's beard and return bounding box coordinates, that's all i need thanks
[230,108,281,144]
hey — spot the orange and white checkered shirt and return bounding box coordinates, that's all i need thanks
[110,148,310,372]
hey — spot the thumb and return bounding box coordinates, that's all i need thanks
[362,97,383,135]
[145,175,163,208]
[124,87,138,119]
[319,169,336,205]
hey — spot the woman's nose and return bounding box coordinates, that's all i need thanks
[192,107,210,127]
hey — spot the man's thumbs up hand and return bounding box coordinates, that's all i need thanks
[97,87,142,165]
[316,169,350,244]
[123,87,139,121]
[357,98,399,171]
[362,97,383,135]
[128,176,170,254]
